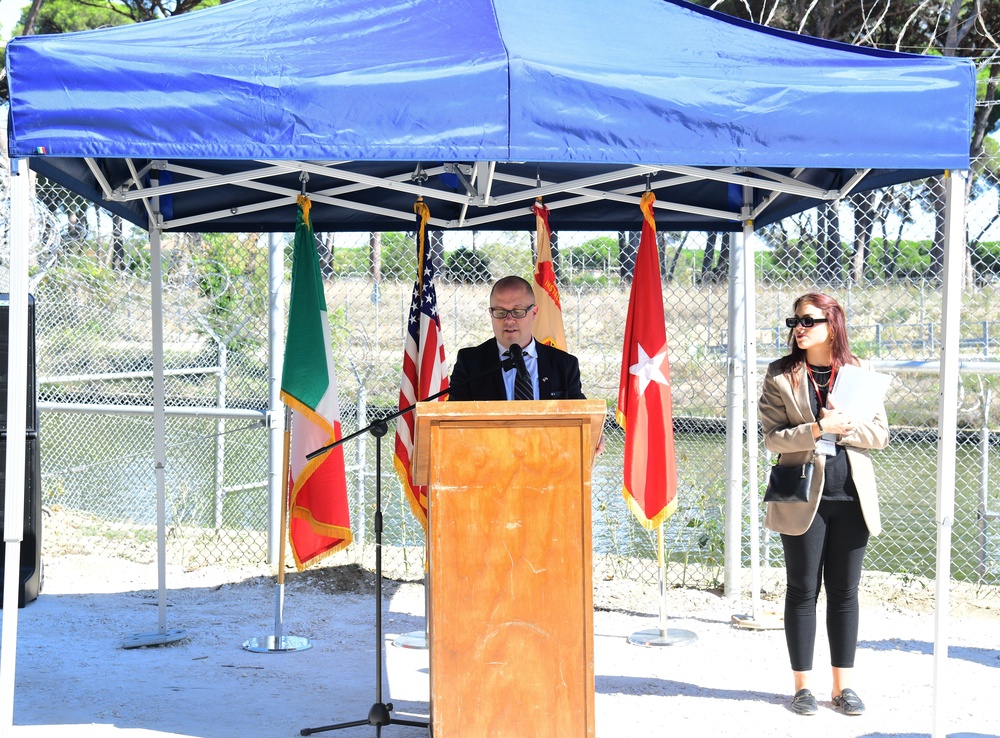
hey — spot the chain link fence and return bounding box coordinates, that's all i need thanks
[1,161,998,600]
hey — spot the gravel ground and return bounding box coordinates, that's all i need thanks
[5,552,998,738]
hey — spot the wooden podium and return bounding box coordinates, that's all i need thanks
[413,399,606,738]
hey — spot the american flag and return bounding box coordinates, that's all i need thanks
[392,199,448,530]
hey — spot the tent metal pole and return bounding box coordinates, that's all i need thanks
[122,176,186,648]
[0,158,32,730]
[732,193,779,631]
[931,169,965,738]
[151,208,168,635]
[724,232,746,598]
[267,232,285,564]
[742,196,761,618]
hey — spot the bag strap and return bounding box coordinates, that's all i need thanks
[774,454,815,472]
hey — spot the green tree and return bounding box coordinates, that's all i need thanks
[17,0,130,35]
[570,236,617,271]
[18,0,222,34]
[194,232,267,351]
[446,248,492,283]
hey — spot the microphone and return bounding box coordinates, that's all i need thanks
[308,342,524,460]
[508,342,526,371]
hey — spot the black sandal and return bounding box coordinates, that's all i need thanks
[833,688,865,716]
[791,688,818,716]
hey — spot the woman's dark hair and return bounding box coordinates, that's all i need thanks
[782,292,859,386]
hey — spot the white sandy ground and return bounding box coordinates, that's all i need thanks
[3,553,998,738]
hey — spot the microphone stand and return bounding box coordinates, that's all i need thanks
[299,417,426,736]
[299,359,511,737]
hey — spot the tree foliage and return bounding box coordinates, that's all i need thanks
[18,0,128,35]
[446,248,492,283]
[18,0,222,32]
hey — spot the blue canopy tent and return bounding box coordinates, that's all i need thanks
[3,0,973,233]
[1,0,976,734]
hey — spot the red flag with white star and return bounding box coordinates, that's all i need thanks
[615,191,678,528]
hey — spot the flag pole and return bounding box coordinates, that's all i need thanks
[243,407,313,652]
[628,525,696,646]
[658,524,667,633]
[619,189,694,648]
[391,196,444,650]
[393,199,429,649]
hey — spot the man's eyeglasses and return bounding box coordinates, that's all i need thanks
[489,305,535,320]
[785,316,829,328]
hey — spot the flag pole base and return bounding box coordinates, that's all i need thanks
[628,627,697,647]
[392,631,427,649]
[730,612,784,631]
[122,628,188,649]
[242,635,313,653]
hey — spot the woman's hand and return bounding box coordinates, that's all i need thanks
[818,406,855,436]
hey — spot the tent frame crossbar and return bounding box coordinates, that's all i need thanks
[82,156,857,233]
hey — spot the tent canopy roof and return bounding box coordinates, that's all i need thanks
[5,0,976,233]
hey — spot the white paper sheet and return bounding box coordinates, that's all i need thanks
[828,363,892,422]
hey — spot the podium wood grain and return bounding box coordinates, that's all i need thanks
[414,400,604,738]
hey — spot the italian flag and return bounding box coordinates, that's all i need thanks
[281,196,352,570]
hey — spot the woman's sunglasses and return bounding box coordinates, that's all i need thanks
[785,316,829,328]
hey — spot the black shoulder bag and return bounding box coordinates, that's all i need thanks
[763,459,814,503]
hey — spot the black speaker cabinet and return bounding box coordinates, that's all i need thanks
[0,435,42,607]
[0,293,38,434]
[0,293,41,607]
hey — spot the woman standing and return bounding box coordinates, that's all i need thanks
[758,293,889,717]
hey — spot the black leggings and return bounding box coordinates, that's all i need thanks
[779,497,870,671]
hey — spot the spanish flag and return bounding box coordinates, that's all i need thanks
[530,199,566,350]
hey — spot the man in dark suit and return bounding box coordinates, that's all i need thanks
[448,275,585,401]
